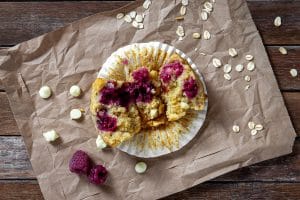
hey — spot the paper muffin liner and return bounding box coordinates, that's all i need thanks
[98,42,208,158]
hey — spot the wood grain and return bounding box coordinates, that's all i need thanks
[0,180,299,200]
[0,1,298,46]
[0,46,299,91]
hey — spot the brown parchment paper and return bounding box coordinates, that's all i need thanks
[0,0,296,199]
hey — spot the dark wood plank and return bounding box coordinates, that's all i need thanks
[0,93,19,135]
[0,136,298,182]
[0,1,298,46]
[0,180,299,200]
[248,1,300,45]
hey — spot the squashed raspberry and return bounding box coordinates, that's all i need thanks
[69,150,91,175]
[160,61,184,83]
[183,78,198,99]
[132,67,150,82]
[96,111,117,132]
[88,165,108,185]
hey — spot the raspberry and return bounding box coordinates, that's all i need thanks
[69,150,91,175]
[96,112,117,132]
[88,165,108,185]
[160,61,184,83]
[132,67,150,82]
[183,78,198,99]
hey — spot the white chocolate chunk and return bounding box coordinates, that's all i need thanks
[204,1,213,10]
[132,20,139,28]
[290,69,298,77]
[235,64,244,72]
[116,13,124,19]
[212,58,222,68]
[251,129,258,136]
[278,47,287,55]
[248,121,255,129]
[223,64,232,73]
[274,16,281,27]
[70,109,82,120]
[43,130,59,142]
[203,30,211,40]
[245,84,250,90]
[39,86,52,99]
[255,124,264,131]
[69,85,81,97]
[150,109,158,119]
[244,75,251,82]
[224,73,231,81]
[247,62,256,71]
[192,32,201,39]
[135,162,147,173]
[228,48,238,57]
[245,54,254,61]
[137,23,144,29]
[232,125,240,133]
[96,135,107,149]
[180,102,189,109]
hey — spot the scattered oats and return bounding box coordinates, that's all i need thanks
[39,86,52,99]
[175,16,185,20]
[232,125,240,133]
[70,109,82,120]
[180,6,187,16]
[124,15,132,23]
[142,13,146,18]
[247,62,256,71]
[203,7,212,13]
[182,0,189,6]
[235,64,244,72]
[176,25,185,37]
[223,64,232,73]
[179,36,184,41]
[135,162,147,173]
[200,52,206,56]
[255,124,264,131]
[290,69,298,77]
[251,129,258,136]
[137,23,144,29]
[116,13,124,19]
[69,85,81,97]
[274,16,281,27]
[248,121,255,130]
[135,14,144,23]
[228,48,238,57]
[211,0,216,3]
[201,11,208,21]
[192,32,201,39]
[129,11,137,18]
[203,30,211,40]
[132,20,139,28]
[212,58,222,68]
[204,2,213,11]
[245,84,250,90]
[143,0,151,10]
[278,47,287,55]
[43,130,59,142]
[245,54,254,61]
[224,73,231,80]
[194,48,198,51]
[244,75,251,82]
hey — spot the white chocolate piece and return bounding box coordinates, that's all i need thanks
[43,130,59,142]
[39,86,52,99]
[70,109,82,120]
[69,85,81,97]
[135,162,147,174]
[96,135,107,149]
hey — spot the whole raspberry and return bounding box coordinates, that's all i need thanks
[69,150,91,175]
[88,165,108,185]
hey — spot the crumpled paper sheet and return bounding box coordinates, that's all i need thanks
[0,0,296,199]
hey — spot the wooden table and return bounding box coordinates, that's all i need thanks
[0,1,299,199]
